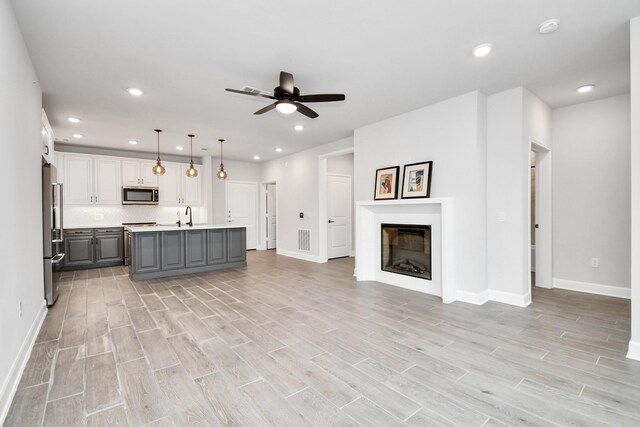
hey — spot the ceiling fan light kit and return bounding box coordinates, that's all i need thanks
[225,71,345,119]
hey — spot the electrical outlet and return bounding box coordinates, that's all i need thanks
[591,258,599,268]
[18,301,22,318]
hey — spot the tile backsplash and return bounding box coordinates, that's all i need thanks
[64,205,209,228]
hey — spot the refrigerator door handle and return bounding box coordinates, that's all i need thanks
[51,253,65,264]
[53,183,64,241]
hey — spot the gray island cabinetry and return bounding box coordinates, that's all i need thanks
[128,225,246,280]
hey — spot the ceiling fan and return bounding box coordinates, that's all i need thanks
[225,71,345,119]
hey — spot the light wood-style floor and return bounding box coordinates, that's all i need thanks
[5,250,639,426]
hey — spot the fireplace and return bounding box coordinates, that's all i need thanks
[381,223,431,280]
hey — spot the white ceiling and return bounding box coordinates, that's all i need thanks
[10,0,640,161]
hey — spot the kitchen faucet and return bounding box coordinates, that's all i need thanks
[185,206,193,227]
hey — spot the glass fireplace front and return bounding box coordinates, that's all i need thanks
[381,223,431,280]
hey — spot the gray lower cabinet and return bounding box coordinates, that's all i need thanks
[62,227,123,270]
[161,231,185,270]
[64,231,95,268]
[227,228,247,263]
[130,227,247,280]
[207,229,227,265]
[186,230,207,268]
[134,232,161,274]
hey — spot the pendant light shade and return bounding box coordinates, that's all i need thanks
[186,134,198,178]
[152,129,166,176]
[217,138,227,180]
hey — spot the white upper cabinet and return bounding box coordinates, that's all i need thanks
[94,158,121,204]
[63,155,121,205]
[122,160,158,187]
[41,109,54,164]
[181,165,202,205]
[64,155,93,205]
[158,163,181,205]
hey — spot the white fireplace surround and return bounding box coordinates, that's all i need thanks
[355,198,455,303]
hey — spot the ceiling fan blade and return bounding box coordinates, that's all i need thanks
[225,88,276,100]
[279,71,294,94]
[297,94,346,103]
[254,102,277,115]
[294,102,319,119]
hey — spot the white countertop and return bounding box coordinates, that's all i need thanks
[126,224,247,233]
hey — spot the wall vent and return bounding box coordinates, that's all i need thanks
[298,229,311,252]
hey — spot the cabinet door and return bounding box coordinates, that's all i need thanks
[64,155,93,205]
[140,162,158,187]
[122,160,141,186]
[161,231,185,270]
[133,232,161,274]
[96,233,123,263]
[94,158,121,205]
[159,163,181,205]
[207,229,227,265]
[227,228,246,263]
[185,230,207,268]
[181,165,202,205]
[64,236,95,267]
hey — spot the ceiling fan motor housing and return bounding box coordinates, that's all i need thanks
[275,86,300,99]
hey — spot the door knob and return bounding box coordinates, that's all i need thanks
[328,220,335,223]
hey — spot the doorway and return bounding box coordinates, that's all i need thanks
[265,182,277,250]
[327,174,352,259]
[226,181,258,250]
[529,139,552,290]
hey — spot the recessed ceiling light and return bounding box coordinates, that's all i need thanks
[128,140,138,145]
[72,134,83,139]
[127,87,144,96]
[67,117,80,123]
[576,84,595,94]
[472,43,493,57]
[275,148,283,152]
[294,125,304,131]
[538,19,560,34]
[253,155,260,160]
[176,146,184,151]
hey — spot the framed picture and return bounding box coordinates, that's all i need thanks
[374,166,400,200]
[401,161,432,199]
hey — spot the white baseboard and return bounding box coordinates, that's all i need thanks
[276,249,325,264]
[489,290,531,307]
[627,341,640,361]
[553,278,631,299]
[0,300,47,425]
[455,290,489,305]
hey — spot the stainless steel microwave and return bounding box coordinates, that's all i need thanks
[122,186,159,205]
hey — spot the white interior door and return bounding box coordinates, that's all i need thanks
[266,183,277,249]
[227,181,258,250]
[327,175,352,259]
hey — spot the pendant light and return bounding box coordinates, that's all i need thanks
[216,138,228,180]
[185,134,198,177]
[152,129,166,176]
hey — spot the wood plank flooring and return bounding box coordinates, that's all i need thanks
[5,250,639,426]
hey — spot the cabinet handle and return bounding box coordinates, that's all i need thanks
[141,178,144,184]
[95,196,98,203]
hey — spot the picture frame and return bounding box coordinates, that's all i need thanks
[401,161,432,199]
[374,166,400,200]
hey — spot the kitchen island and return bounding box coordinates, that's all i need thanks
[127,224,246,280]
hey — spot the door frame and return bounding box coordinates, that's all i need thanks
[318,147,355,263]
[259,180,278,250]
[529,138,552,289]
[225,180,259,250]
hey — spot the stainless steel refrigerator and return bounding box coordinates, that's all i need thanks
[43,163,64,306]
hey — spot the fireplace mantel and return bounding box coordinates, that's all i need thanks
[355,198,455,303]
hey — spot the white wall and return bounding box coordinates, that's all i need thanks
[261,137,354,259]
[552,94,631,290]
[627,16,640,360]
[354,91,488,295]
[0,0,46,420]
[208,157,261,225]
